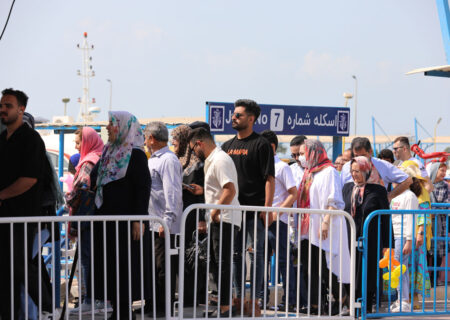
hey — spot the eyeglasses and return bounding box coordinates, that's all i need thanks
[232,112,244,119]
[291,153,300,159]
[189,142,199,153]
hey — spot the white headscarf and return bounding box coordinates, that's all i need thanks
[95,111,144,208]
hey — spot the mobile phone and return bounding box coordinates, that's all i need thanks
[182,183,195,190]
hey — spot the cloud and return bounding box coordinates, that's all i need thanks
[299,50,360,79]
[132,23,165,42]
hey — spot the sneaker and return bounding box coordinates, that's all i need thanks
[41,309,61,320]
[389,300,399,312]
[391,301,411,312]
[70,302,93,314]
[96,300,113,313]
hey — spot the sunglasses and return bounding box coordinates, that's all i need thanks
[232,112,245,119]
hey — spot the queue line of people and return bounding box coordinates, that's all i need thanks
[1,88,449,319]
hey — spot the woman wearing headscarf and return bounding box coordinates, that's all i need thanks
[342,156,391,313]
[297,140,349,315]
[66,127,104,312]
[170,124,206,306]
[90,111,151,319]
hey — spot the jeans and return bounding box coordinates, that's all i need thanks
[394,237,410,303]
[80,225,92,304]
[267,221,297,305]
[233,215,265,300]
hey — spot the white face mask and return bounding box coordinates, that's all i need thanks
[298,155,307,168]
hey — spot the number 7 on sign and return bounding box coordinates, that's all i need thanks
[270,109,284,131]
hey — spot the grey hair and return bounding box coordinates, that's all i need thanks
[144,121,168,142]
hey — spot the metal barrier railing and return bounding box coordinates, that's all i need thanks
[361,209,450,320]
[0,215,172,320]
[178,204,357,319]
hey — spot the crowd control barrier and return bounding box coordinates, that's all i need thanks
[178,204,357,320]
[361,208,450,320]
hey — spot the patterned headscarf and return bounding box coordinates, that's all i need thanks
[95,111,144,208]
[76,127,104,175]
[350,156,372,217]
[171,124,200,172]
[297,140,333,234]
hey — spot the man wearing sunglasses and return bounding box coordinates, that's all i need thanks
[221,99,275,315]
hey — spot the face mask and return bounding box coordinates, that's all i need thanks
[298,155,307,168]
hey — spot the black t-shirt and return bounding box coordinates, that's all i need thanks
[221,131,274,207]
[0,123,46,217]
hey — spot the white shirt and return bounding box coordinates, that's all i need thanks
[308,166,350,283]
[204,147,241,227]
[391,189,419,240]
[273,155,297,224]
[290,162,304,208]
[341,157,409,187]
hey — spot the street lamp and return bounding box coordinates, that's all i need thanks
[434,117,442,152]
[352,75,358,136]
[106,79,112,111]
[62,98,70,116]
[342,93,353,153]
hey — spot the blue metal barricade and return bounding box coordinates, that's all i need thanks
[361,208,450,320]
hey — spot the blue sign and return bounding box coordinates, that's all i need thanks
[207,102,350,136]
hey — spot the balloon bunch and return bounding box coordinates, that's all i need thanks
[379,249,406,289]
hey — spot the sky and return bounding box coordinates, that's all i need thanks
[0,0,449,138]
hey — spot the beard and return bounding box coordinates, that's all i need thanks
[0,112,18,125]
[197,150,206,162]
[231,120,248,131]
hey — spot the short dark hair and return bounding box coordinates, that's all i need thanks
[351,137,372,152]
[2,88,29,107]
[290,135,307,146]
[189,121,210,132]
[378,149,394,163]
[234,99,261,120]
[261,130,278,149]
[394,136,410,148]
[188,127,214,144]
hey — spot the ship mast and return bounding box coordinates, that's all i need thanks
[76,32,96,122]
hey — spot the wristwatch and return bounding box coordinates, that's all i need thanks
[418,231,424,236]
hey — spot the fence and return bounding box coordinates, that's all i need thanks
[1,205,358,320]
[361,207,450,320]
[178,204,357,319]
[0,214,172,320]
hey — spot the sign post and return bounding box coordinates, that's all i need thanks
[206,101,350,160]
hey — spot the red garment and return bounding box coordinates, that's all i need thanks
[76,127,104,175]
[297,140,334,234]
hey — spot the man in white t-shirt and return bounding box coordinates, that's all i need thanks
[393,136,433,192]
[261,130,302,312]
[341,137,412,201]
[188,127,241,317]
[289,135,307,190]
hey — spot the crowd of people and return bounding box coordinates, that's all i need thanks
[0,88,449,319]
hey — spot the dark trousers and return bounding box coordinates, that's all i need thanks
[300,240,340,307]
[210,222,238,306]
[267,221,297,306]
[146,233,177,315]
[0,225,52,319]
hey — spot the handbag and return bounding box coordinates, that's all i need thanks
[185,231,208,274]
[69,187,96,237]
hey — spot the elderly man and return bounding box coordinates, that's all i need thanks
[145,121,183,317]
